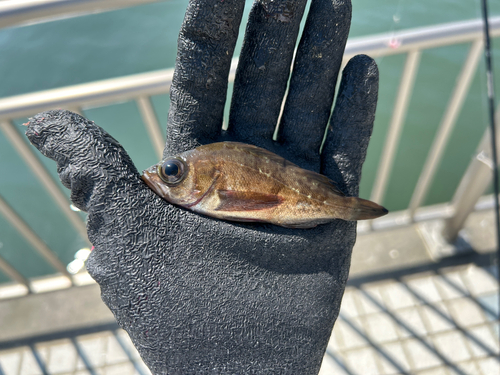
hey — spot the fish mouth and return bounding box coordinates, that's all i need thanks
[141,168,172,200]
[141,171,157,191]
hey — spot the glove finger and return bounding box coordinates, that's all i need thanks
[278,0,351,169]
[321,55,379,197]
[228,0,308,145]
[165,0,245,157]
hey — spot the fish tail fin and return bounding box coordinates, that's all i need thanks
[347,197,388,220]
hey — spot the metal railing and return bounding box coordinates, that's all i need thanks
[443,109,500,241]
[0,15,499,292]
[0,0,163,30]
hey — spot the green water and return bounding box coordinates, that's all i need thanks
[0,0,499,282]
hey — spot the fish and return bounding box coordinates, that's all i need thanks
[141,142,388,228]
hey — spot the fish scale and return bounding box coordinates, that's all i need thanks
[207,144,333,201]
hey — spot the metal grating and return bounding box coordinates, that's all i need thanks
[0,262,497,375]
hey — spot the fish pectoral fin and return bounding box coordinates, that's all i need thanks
[215,190,283,211]
[279,221,322,229]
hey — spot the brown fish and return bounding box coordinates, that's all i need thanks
[141,142,388,228]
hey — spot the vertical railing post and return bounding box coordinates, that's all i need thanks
[137,96,165,160]
[0,120,88,240]
[370,50,422,205]
[443,106,500,241]
[0,255,32,293]
[0,194,73,281]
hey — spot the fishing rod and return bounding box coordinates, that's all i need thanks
[479,0,500,331]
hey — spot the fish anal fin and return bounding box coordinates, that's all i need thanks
[216,190,283,211]
[279,222,320,229]
[225,142,299,168]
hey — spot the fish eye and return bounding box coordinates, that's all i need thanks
[158,158,187,185]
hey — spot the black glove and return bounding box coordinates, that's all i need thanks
[26,0,378,374]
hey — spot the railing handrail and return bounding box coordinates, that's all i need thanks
[1,17,498,122]
[0,69,174,121]
[0,0,163,30]
[344,16,500,59]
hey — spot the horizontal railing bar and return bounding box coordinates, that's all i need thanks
[408,39,484,218]
[370,50,421,205]
[343,17,500,60]
[0,120,88,240]
[0,0,164,30]
[2,1,496,51]
[0,194,73,280]
[0,69,174,121]
[1,18,498,122]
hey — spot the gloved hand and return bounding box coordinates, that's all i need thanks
[26,0,378,374]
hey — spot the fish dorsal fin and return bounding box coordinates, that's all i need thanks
[285,166,345,197]
[329,181,346,196]
[215,190,283,211]
[225,142,299,168]
[307,171,345,197]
